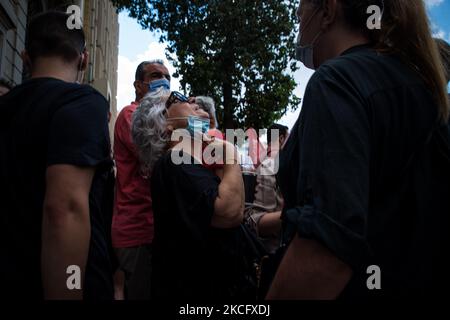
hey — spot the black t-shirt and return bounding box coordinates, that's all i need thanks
[278,45,450,299]
[0,78,114,299]
[151,151,243,300]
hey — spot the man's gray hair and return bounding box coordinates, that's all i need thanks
[196,96,219,129]
[132,87,170,174]
[135,59,166,81]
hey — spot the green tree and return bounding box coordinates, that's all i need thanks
[113,0,301,129]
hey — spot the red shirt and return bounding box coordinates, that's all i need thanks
[208,128,224,140]
[112,102,154,248]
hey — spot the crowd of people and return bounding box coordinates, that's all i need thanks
[1,0,450,301]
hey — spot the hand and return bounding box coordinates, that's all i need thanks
[188,96,196,104]
[204,138,239,165]
[113,270,125,300]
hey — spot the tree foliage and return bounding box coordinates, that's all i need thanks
[112,0,301,129]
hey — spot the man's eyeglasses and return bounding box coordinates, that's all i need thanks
[166,91,189,109]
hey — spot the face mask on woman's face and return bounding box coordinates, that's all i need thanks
[186,116,210,137]
[295,6,323,70]
[168,115,210,139]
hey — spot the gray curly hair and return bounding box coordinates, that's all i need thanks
[131,87,170,174]
[196,96,219,129]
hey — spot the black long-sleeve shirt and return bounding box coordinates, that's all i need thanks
[278,45,450,299]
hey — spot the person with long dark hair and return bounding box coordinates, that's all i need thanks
[268,0,450,299]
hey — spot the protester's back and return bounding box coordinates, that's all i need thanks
[0,77,113,299]
[0,11,114,300]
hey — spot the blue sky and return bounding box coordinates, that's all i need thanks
[428,0,450,40]
[117,0,450,129]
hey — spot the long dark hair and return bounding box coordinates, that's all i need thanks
[311,0,450,123]
[435,38,450,83]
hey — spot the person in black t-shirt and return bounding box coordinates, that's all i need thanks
[131,89,245,299]
[0,11,114,300]
[267,0,450,299]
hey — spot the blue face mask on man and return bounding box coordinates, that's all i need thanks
[147,78,171,93]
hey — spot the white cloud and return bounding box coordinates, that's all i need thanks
[431,22,450,43]
[433,28,447,39]
[279,65,314,130]
[425,0,444,7]
[117,42,182,112]
[117,40,312,130]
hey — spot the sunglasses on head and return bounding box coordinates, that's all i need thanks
[166,91,189,109]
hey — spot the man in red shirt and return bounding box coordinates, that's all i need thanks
[112,60,170,299]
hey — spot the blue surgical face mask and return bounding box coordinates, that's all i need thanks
[146,78,170,93]
[168,115,210,138]
[295,7,322,70]
[187,116,210,136]
[295,31,322,70]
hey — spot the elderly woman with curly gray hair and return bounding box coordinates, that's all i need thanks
[131,88,245,299]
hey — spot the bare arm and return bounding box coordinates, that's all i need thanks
[212,142,244,228]
[257,211,282,237]
[42,165,94,300]
[266,236,353,300]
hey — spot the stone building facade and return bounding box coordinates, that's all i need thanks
[0,0,28,86]
[0,0,119,135]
